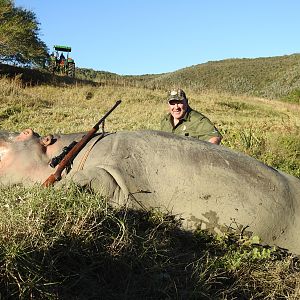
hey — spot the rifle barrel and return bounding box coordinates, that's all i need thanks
[94,100,122,130]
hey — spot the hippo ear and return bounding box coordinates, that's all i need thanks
[40,135,54,147]
[14,129,35,141]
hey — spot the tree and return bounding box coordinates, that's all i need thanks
[0,0,49,67]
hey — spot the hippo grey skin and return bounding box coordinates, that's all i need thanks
[1,128,300,253]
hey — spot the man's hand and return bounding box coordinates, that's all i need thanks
[208,136,222,145]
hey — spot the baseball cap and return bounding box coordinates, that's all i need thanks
[167,89,187,102]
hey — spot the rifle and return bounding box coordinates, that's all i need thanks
[42,100,121,187]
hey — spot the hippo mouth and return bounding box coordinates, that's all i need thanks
[0,132,19,141]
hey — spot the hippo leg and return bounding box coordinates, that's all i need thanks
[69,167,127,207]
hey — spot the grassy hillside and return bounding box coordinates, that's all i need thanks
[4,53,300,101]
[76,54,300,102]
[149,54,300,100]
[0,60,299,298]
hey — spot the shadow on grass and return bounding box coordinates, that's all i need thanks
[1,207,296,300]
[0,63,98,87]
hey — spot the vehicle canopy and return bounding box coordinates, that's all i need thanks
[54,45,72,52]
[49,45,75,77]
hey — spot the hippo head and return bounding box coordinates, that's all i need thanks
[0,129,55,185]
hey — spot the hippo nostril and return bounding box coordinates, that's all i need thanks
[15,129,36,141]
[23,129,33,136]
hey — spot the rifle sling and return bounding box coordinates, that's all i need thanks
[75,132,107,172]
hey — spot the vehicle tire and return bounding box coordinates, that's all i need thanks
[68,62,75,77]
[48,59,56,74]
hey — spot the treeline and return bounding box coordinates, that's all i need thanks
[75,68,160,88]
[0,0,48,67]
[75,67,171,91]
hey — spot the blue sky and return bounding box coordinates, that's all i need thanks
[14,0,300,75]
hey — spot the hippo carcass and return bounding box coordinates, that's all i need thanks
[1,129,300,253]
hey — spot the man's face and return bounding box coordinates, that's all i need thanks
[168,99,188,121]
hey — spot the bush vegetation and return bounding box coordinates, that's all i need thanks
[0,62,299,298]
[0,0,48,66]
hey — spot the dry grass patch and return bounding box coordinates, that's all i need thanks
[0,78,299,176]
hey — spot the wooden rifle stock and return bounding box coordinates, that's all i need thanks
[42,100,121,187]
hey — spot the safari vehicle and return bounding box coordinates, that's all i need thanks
[48,45,75,77]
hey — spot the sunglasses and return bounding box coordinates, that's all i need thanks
[168,100,184,105]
